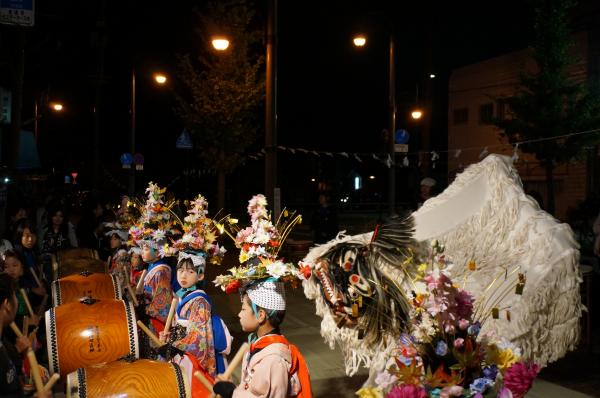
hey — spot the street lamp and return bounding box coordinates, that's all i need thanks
[153,73,167,85]
[211,37,230,51]
[353,35,366,47]
[50,102,64,112]
[129,70,168,195]
[411,109,423,120]
[352,32,396,216]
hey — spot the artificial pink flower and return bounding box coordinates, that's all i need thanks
[440,386,464,398]
[503,362,540,398]
[458,318,470,330]
[386,384,428,398]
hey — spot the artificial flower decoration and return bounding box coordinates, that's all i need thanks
[172,193,226,264]
[365,242,539,398]
[127,181,182,255]
[213,194,302,293]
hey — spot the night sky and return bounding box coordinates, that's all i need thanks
[1,0,545,208]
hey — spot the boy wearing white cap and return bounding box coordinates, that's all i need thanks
[213,194,312,398]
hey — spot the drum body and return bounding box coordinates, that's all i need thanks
[45,299,138,375]
[51,273,122,307]
[55,258,107,280]
[66,359,190,398]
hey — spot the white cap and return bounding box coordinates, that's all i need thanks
[420,177,436,187]
[106,229,128,241]
[178,251,206,273]
[246,280,286,311]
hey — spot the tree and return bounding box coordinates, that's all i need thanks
[175,0,264,210]
[492,0,600,215]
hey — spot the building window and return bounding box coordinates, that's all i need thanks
[496,99,509,120]
[453,108,468,125]
[354,175,362,190]
[479,103,494,124]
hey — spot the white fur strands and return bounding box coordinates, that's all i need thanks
[302,154,582,381]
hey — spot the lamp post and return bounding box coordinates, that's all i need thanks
[353,33,397,216]
[265,0,278,210]
[129,70,167,196]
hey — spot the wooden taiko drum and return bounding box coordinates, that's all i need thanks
[51,273,122,307]
[55,258,107,280]
[45,299,138,376]
[66,359,190,398]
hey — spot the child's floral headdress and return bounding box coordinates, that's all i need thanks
[172,194,226,273]
[127,182,182,257]
[213,194,302,295]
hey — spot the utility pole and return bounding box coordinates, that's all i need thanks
[92,0,107,193]
[265,0,278,207]
[387,33,397,216]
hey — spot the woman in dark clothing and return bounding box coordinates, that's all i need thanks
[40,208,72,255]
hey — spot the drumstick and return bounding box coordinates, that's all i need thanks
[126,284,139,306]
[37,294,49,317]
[193,371,216,398]
[136,270,147,293]
[29,267,43,288]
[20,288,35,317]
[43,373,60,392]
[26,349,44,393]
[222,342,250,380]
[10,322,23,337]
[164,298,178,333]
[136,320,163,346]
[22,316,29,336]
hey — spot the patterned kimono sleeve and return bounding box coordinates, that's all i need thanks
[173,297,217,377]
[145,268,173,322]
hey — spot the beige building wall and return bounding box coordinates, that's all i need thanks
[447,33,589,220]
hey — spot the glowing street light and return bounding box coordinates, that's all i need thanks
[411,109,423,120]
[429,74,436,79]
[212,37,230,51]
[51,102,64,112]
[154,73,167,84]
[353,35,366,47]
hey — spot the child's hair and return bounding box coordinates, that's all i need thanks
[0,273,17,305]
[245,295,286,328]
[176,257,195,270]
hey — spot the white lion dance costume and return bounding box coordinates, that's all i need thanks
[301,155,583,384]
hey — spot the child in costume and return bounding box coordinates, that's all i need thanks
[105,227,130,287]
[213,194,311,398]
[160,194,230,379]
[128,247,147,287]
[129,182,180,335]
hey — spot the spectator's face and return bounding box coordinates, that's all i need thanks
[4,257,24,279]
[1,293,18,325]
[13,208,27,221]
[420,184,433,199]
[94,204,104,218]
[110,235,122,249]
[52,211,64,227]
[21,228,37,249]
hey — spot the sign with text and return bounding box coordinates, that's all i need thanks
[0,0,34,26]
[394,144,408,153]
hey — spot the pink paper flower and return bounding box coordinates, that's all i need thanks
[502,362,540,398]
[386,385,427,398]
